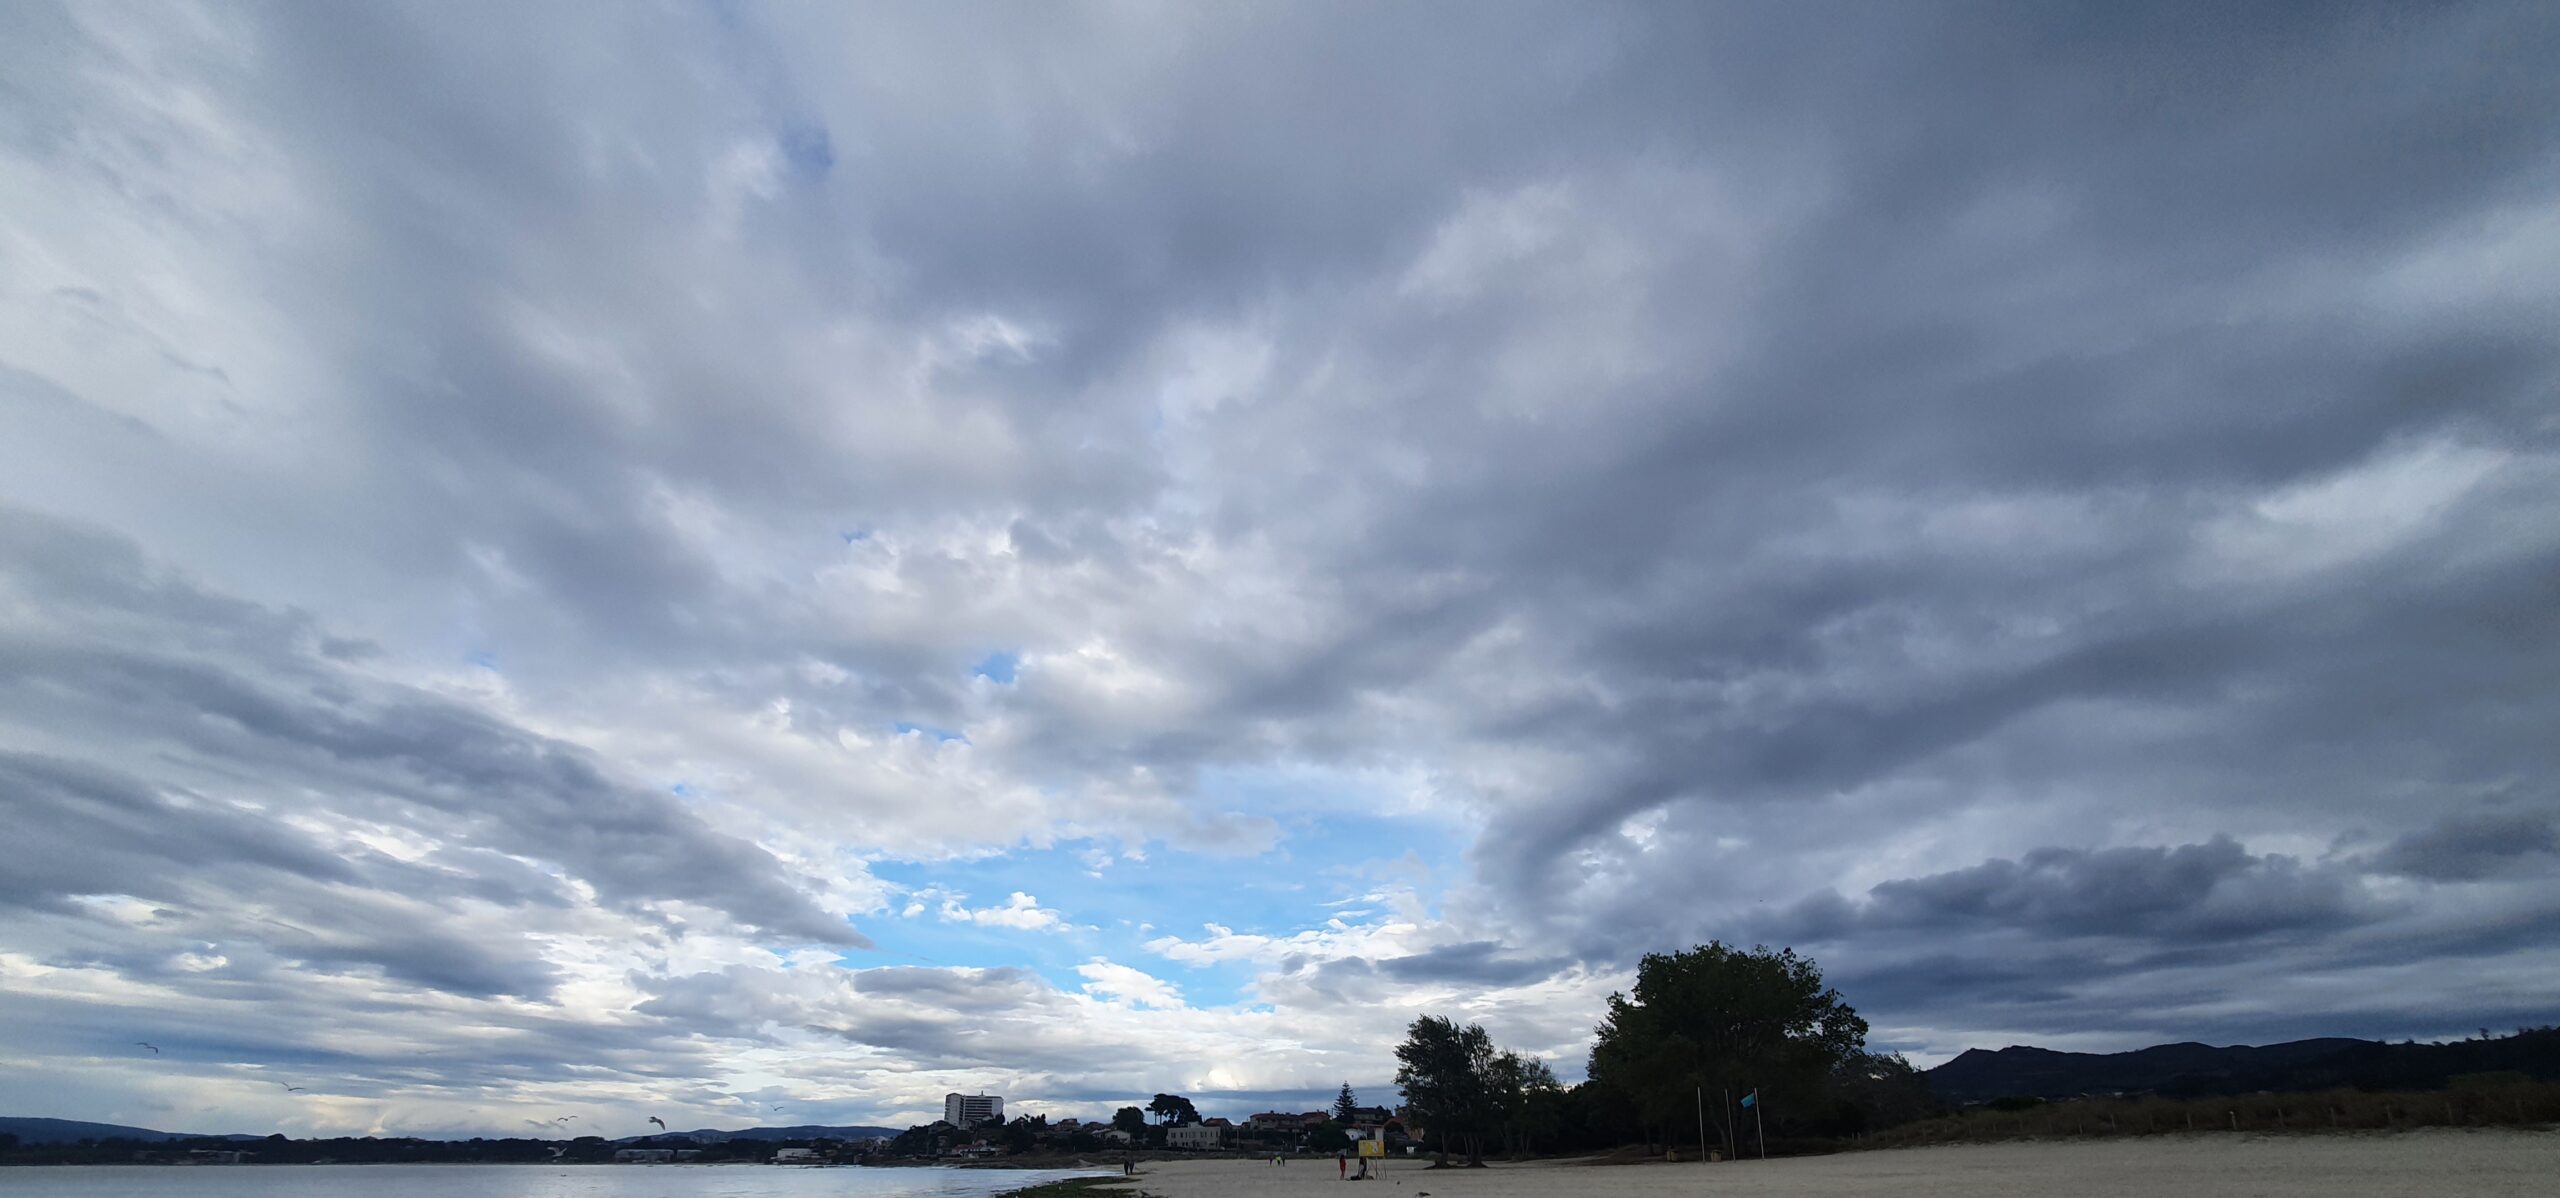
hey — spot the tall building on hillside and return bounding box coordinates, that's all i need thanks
[944,1092,1004,1126]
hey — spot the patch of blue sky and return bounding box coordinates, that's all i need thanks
[1269,809,1460,906]
[890,720,968,744]
[1192,764,1468,884]
[972,650,1019,683]
[838,528,871,544]
[467,650,499,670]
[859,840,1361,1008]
[840,766,1465,1006]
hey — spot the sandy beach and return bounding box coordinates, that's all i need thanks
[1124,1132,2559,1197]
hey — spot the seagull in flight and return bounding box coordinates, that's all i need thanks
[278,1083,307,1092]
[648,1117,666,1130]
[135,1042,160,1055]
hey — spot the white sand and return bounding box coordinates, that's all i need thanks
[1124,1132,2559,1197]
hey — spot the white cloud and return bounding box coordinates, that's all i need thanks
[1076,959,1186,1009]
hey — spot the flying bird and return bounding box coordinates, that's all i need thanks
[648,1117,666,1130]
[135,1042,160,1055]
[771,1105,785,1111]
[278,1083,306,1092]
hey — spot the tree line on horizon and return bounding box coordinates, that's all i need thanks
[1389,944,2560,1165]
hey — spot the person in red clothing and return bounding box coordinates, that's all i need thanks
[1337,1149,1347,1179]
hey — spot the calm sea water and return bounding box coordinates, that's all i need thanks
[0,1164,1109,1198]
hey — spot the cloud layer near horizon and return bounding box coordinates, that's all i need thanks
[3,0,2557,1137]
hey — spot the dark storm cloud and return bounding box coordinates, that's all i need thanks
[1866,838,2364,940]
[2369,808,2560,880]
[1718,831,2560,1056]
[0,748,565,998]
[1374,941,1571,987]
[0,751,359,913]
[853,965,1054,1007]
[0,506,859,947]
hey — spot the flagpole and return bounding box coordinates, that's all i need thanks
[1754,1089,1766,1161]
[1721,1089,1734,1161]
[1694,1087,1706,1163]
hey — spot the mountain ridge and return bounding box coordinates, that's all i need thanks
[1,1116,903,1146]
[0,1117,257,1145]
[1924,1028,2560,1104]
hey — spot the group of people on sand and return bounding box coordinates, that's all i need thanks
[1263,1149,1369,1179]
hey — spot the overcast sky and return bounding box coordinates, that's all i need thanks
[3,0,2557,1139]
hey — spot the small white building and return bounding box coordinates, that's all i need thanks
[1166,1125,1222,1150]
[774,1147,820,1164]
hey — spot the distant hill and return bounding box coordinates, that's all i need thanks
[2,1115,903,1148]
[0,1117,255,1145]
[1926,1028,2560,1104]
[620,1123,904,1144]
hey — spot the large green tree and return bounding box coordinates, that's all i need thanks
[1825,1049,1935,1134]
[1393,1015,1501,1166]
[1147,1093,1202,1125]
[1586,943,1868,1157]
[1333,1082,1360,1122]
[1111,1106,1148,1135]
[1491,1052,1566,1157]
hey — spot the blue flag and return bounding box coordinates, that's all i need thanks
[1739,1091,1758,1108]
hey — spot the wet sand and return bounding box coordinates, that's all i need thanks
[1127,1131,2559,1197]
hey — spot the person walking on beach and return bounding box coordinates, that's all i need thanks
[1338,1149,1348,1179]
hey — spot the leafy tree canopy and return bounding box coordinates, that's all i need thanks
[1147,1093,1202,1126]
[1587,942,1868,1143]
[1395,1015,1503,1165]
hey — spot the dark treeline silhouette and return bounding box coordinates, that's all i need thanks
[1930,1026,2560,1104]
[1870,1074,2560,1147]
[1395,946,2560,1161]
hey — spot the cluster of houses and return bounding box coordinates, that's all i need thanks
[1222,1105,1412,1151]
[611,1146,706,1163]
[958,1105,1417,1156]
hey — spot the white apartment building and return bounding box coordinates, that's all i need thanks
[944,1092,1005,1126]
